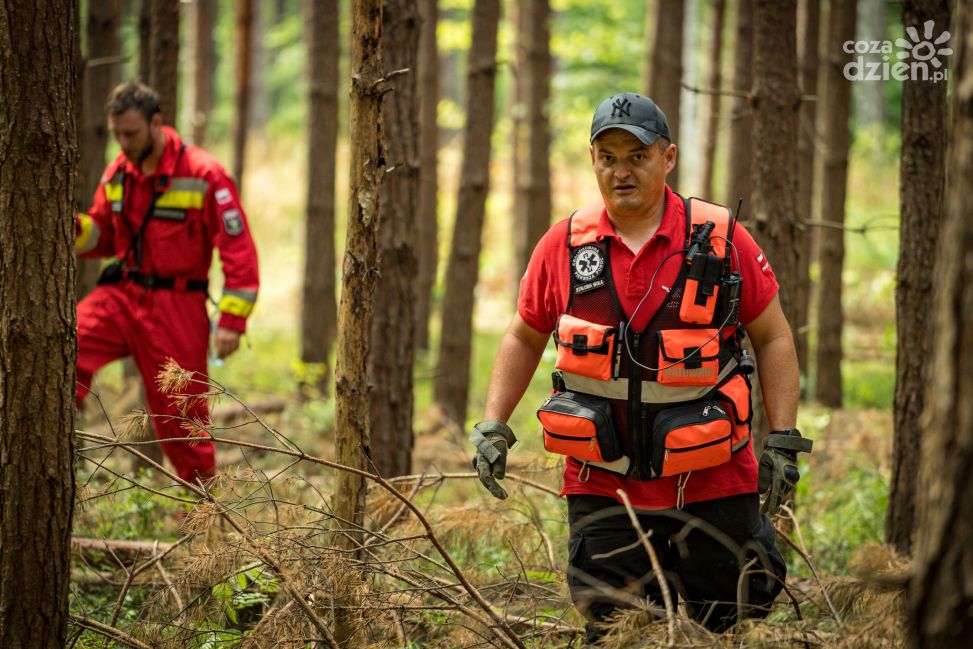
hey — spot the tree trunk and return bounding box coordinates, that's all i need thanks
[187,0,216,146]
[0,2,78,646]
[813,0,856,408]
[301,0,339,398]
[510,0,527,284]
[333,1,383,644]
[138,0,150,82]
[854,0,886,129]
[232,0,254,191]
[434,0,501,425]
[701,0,726,201]
[725,0,753,208]
[369,0,419,479]
[908,7,972,646]
[149,0,179,124]
[795,0,820,387]
[249,0,268,134]
[645,0,684,191]
[415,0,439,350]
[79,0,122,299]
[515,0,551,281]
[887,0,951,558]
[751,0,802,328]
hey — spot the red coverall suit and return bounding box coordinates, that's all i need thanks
[75,126,259,481]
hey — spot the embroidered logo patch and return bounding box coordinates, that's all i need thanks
[215,188,233,205]
[221,208,244,236]
[572,245,605,283]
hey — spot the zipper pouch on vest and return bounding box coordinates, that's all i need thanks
[553,314,618,381]
[536,390,622,463]
[656,328,721,386]
[716,373,752,451]
[651,400,732,477]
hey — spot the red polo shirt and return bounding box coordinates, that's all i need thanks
[518,185,779,509]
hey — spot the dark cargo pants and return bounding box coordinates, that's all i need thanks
[567,493,785,642]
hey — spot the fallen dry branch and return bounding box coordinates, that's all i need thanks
[72,537,175,563]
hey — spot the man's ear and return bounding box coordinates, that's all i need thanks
[665,143,678,174]
[589,145,595,165]
[150,112,164,129]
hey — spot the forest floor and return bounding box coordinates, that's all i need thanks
[68,130,905,648]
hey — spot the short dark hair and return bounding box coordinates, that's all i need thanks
[105,82,161,120]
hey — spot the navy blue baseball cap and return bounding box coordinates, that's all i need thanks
[590,92,671,145]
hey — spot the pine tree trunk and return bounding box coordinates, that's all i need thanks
[701,0,726,201]
[795,0,819,385]
[725,0,753,207]
[232,0,254,191]
[369,0,419,478]
[415,0,439,350]
[520,0,551,278]
[187,0,216,146]
[887,0,950,557]
[78,0,121,299]
[301,0,339,398]
[249,0,268,134]
[813,0,856,408]
[434,0,500,425]
[854,0,886,129]
[149,0,179,124]
[0,2,78,645]
[646,0,684,191]
[138,0,151,83]
[511,0,528,282]
[333,2,383,644]
[908,6,972,645]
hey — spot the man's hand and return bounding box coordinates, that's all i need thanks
[470,420,517,500]
[213,327,242,359]
[758,429,813,515]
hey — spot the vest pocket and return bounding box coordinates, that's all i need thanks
[553,314,618,381]
[537,390,622,463]
[656,328,720,386]
[651,400,732,477]
[716,373,753,451]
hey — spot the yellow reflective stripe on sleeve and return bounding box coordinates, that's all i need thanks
[219,294,255,318]
[104,183,123,202]
[155,190,206,210]
[74,214,100,253]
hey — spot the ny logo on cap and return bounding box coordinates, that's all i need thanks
[611,97,632,118]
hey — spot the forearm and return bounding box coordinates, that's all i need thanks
[755,333,799,430]
[483,318,549,423]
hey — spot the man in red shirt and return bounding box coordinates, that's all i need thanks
[75,82,259,482]
[471,93,808,639]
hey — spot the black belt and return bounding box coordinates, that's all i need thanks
[125,271,208,292]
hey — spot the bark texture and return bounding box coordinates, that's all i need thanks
[149,0,179,124]
[515,0,551,279]
[0,2,78,645]
[138,0,150,82]
[415,0,439,350]
[701,0,726,201]
[887,0,951,557]
[369,0,419,478]
[78,0,121,298]
[645,0,684,191]
[813,0,856,408]
[187,0,216,145]
[908,5,973,645]
[434,0,500,425]
[232,0,254,190]
[795,0,819,382]
[301,0,339,396]
[725,0,753,207]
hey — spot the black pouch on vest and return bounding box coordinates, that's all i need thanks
[96,260,124,286]
[651,400,733,477]
[537,390,622,463]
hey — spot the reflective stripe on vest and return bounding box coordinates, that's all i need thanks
[560,357,739,403]
[155,177,209,210]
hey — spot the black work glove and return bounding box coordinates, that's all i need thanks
[758,428,813,515]
[470,420,517,500]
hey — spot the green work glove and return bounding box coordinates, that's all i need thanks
[758,428,813,515]
[470,420,517,500]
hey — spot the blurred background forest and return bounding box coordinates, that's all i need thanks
[51,0,960,647]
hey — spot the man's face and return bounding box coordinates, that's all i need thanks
[589,129,676,218]
[108,108,160,165]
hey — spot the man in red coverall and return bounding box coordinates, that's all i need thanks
[471,93,809,641]
[75,82,259,482]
